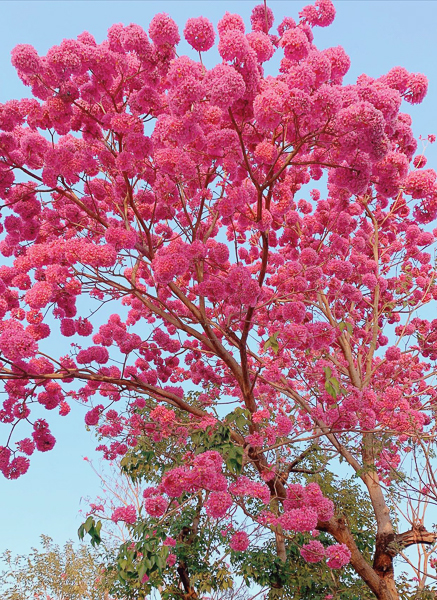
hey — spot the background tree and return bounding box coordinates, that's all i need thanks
[0,535,115,600]
[0,0,437,598]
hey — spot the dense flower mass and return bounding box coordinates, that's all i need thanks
[184,17,215,52]
[325,543,352,569]
[144,495,168,517]
[111,505,137,524]
[0,0,436,595]
[230,531,250,552]
[300,540,326,563]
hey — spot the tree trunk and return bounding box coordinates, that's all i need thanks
[373,532,399,600]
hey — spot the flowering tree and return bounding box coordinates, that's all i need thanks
[0,0,437,598]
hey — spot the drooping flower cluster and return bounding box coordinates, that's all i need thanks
[111,505,137,524]
[325,543,352,569]
[230,531,250,552]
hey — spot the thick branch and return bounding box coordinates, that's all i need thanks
[396,527,437,550]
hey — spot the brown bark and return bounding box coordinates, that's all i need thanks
[372,532,398,600]
[176,562,199,599]
[396,526,437,549]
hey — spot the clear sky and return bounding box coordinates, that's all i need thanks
[0,0,436,559]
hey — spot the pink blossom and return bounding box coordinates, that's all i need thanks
[11,44,42,75]
[0,320,37,361]
[17,438,35,455]
[300,540,325,563]
[162,467,191,497]
[279,507,318,532]
[111,505,137,524]
[145,495,168,517]
[230,531,249,552]
[5,456,30,479]
[205,491,233,518]
[84,406,103,426]
[247,32,275,63]
[385,346,401,362]
[405,73,428,104]
[217,12,245,35]
[149,13,180,46]
[326,543,351,569]
[250,4,274,33]
[254,140,278,164]
[164,536,177,547]
[32,420,56,453]
[276,414,293,436]
[280,27,310,62]
[230,476,270,504]
[414,155,427,169]
[184,17,215,52]
[300,0,336,28]
[218,31,251,63]
[167,553,177,566]
[25,282,54,310]
[284,484,305,509]
[252,408,270,423]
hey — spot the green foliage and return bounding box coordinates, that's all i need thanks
[191,423,244,476]
[78,516,102,547]
[120,403,246,485]
[232,530,376,600]
[323,367,346,399]
[109,527,169,599]
[264,332,280,354]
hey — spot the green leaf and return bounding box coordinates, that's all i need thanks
[339,322,353,335]
[84,516,94,533]
[264,332,279,354]
[323,366,332,378]
[77,524,85,540]
[325,382,338,399]
[225,445,244,475]
[138,563,148,581]
[329,376,340,393]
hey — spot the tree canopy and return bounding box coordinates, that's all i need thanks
[0,0,437,598]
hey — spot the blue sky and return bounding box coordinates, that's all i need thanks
[0,0,436,559]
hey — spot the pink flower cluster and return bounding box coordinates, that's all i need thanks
[300,540,325,563]
[205,491,233,519]
[325,543,351,569]
[230,531,249,552]
[283,482,334,523]
[144,495,168,517]
[230,476,270,504]
[32,419,56,453]
[184,17,215,52]
[161,451,227,497]
[0,446,30,479]
[111,505,137,524]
